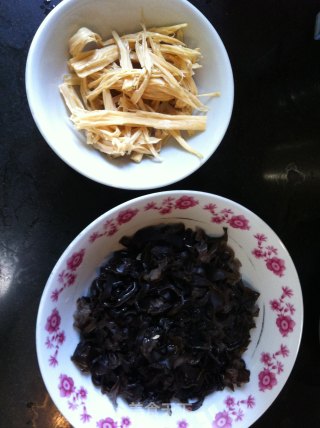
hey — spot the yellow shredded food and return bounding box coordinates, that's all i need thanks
[60,24,220,162]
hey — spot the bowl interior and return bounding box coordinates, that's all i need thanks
[36,191,303,428]
[26,0,233,189]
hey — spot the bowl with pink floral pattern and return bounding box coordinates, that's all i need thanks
[36,190,303,428]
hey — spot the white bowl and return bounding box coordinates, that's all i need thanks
[26,0,233,190]
[36,190,303,428]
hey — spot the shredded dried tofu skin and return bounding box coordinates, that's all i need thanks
[60,24,219,162]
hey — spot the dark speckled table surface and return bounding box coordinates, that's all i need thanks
[1,0,320,427]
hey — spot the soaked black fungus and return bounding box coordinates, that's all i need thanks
[72,224,260,411]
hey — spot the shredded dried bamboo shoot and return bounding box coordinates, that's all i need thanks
[71,108,206,131]
[69,27,103,57]
[60,23,219,162]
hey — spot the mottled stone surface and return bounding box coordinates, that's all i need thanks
[0,1,320,427]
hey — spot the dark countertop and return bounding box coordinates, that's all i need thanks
[1,0,320,427]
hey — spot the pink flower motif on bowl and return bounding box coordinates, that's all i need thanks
[212,395,255,428]
[266,257,286,277]
[89,232,100,243]
[252,235,286,277]
[174,195,199,209]
[252,248,264,258]
[260,352,272,365]
[258,344,290,392]
[45,308,61,333]
[59,374,75,397]
[227,215,250,230]
[79,387,87,399]
[212,410,233,428]
[203,204,250,230]
[121,417,132,427]
[56,331,65,345]
[81,413,92,423]
[270,286,296,336]
[159,206,172,214]
[254,233,267,242]
[203,203,217,213]
[276,315,296,337]
[117,209,139,225]
[144,201,158,210]
[88,208,140,244]
[58,374,91,422]
[282,286,294,298]
[67,249,85,271]
[177,420,188,428]
[45,308,66,367]
[97,417,117,428]
[212,216,224,224]
[103,219,118,235]
[279,344,289,357]
[89,219,118,242]
[224,396,235,407]
[144,197,174,214]
[246,395,255,408]
[235,409,244,422]
[58,270,76,287]
[51,249,85,302]
[258,368,277,391]
[144,195,198,214]
[270,299,281,311]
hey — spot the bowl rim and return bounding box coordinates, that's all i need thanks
[25,0,234,190]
